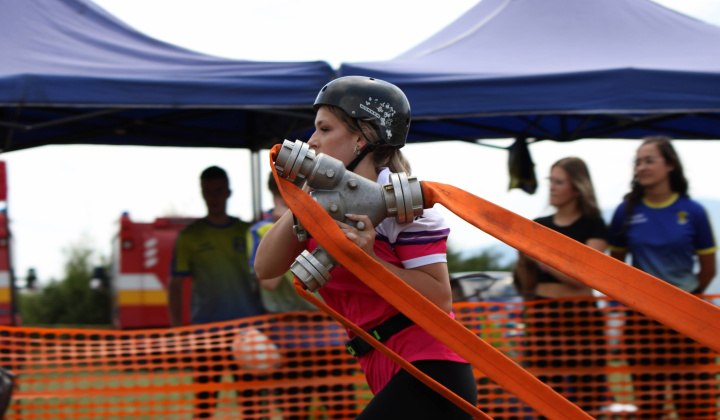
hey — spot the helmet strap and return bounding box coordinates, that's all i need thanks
[346,120,378,172]
[346,142,377,172]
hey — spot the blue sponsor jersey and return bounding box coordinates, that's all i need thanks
[608,194,716,292]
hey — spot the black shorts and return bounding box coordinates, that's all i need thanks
[357,360,477,420]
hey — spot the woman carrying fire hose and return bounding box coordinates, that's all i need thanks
[254,76,476,419]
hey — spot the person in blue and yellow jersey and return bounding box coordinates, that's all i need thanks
[247,174,317,313]
[609,136,717,419]
[608,136,716,294]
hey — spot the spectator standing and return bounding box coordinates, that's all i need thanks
[608,136,716,294]
[168,165,264,418]
[247,174,317,313]
[514,157,608,415]
[515,157,607,300]
[608,136,717,419]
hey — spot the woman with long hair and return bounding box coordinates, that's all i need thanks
[515,157,608,300]
[514,157,608,415]
[608,136,716,293]
[608,136,717,419]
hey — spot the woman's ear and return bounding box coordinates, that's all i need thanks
[355,132,369,150]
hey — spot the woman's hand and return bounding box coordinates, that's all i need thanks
[337,214,376,256]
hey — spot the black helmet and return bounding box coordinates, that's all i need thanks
[314,76,411,148]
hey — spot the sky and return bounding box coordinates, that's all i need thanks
[5,0,720,287]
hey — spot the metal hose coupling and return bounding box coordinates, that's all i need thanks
[275,139,425,291]
[290,248,337,292]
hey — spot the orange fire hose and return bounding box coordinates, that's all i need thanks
[421,181,720,353]
[270,145,594,420]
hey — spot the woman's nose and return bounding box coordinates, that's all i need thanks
[307,131,319,147]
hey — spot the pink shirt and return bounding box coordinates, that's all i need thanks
[311,168,467,394]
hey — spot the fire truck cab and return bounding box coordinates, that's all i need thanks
[112,213,195,329]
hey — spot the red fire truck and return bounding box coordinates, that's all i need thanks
[0,161,18,326]
[0,210,16,326]
[111,213,195,329]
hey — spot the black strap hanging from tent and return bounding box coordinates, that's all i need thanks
[507,137,537,195]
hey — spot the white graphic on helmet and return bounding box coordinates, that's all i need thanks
[359,97,396,138]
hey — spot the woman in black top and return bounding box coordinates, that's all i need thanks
[514,157,609,417]
[515,157,607,300]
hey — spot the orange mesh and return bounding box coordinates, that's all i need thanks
[5,148,720,418]
[2,312,368,419]
[3,298,720,419]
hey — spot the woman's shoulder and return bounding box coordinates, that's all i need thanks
[377,207,449,244]
[677,196,712,218]
[582,213,607,224]
[533,214,554,226]
[375,167,392,184]
[678,195,705,208]
[580,214,609,235]
[609,200,629,220]
[613,199,628,211]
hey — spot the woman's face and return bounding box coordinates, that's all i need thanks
[635,143,674,188]
[549,165,577,208]
[308,107,358,166]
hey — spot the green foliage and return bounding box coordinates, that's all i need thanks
[20,244,111,326]
[447,246,516,273]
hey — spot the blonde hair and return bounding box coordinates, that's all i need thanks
[323,105,411,174]
[552,157,600,217]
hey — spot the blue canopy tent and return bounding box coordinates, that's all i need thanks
[0,0,334,218]
[0,0,333,152]
[339,0,720,143]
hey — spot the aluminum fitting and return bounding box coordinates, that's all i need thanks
[291,248,337,292]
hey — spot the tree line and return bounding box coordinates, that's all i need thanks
[17,244,515,326]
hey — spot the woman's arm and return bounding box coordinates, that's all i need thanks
[379,260,452,313]
[514,252,539,300]
[257,274,285,291]
[695,253,716,294]
[341,214,453,313]
[254,209,306,279]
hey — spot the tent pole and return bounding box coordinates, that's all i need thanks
[251,150,263,222]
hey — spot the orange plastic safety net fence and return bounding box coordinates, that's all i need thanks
[3,297,720,419]
[1,313,367,419]
[455,296,720,419]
